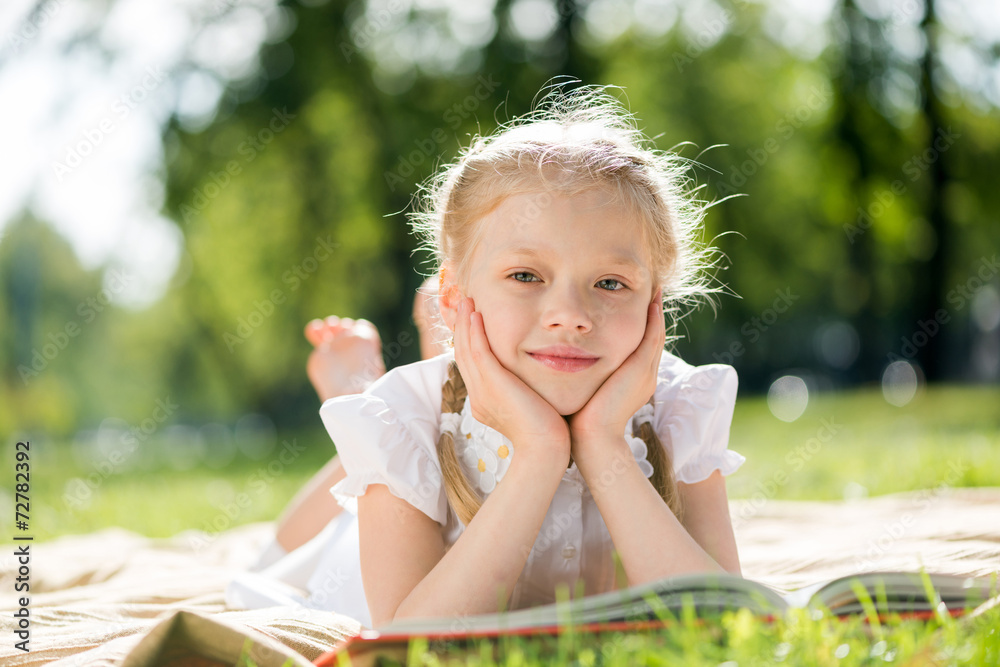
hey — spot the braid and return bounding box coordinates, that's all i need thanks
[436,361,483,525]
[634,406,684,521]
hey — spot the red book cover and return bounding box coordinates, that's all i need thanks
[313,619,680,666]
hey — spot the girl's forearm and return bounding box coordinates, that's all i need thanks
[574,437,725,585]
[393,447,567,621]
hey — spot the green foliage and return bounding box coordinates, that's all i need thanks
[2,0,998,436]
[155,0,1000,425]
[1,218,129,436]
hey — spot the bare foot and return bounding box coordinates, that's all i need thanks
[413,275,451,359]
[305,278,448,402]
[305,317,386,402]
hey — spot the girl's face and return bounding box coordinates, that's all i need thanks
[454,188,659,416]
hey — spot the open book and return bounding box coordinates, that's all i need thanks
[315,571,997,666]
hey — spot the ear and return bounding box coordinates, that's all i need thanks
[438,262,462,332]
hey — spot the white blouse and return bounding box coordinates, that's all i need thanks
[320,349,743,615]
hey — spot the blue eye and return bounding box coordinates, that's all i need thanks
[597,278,625,291]
[511,272,539,283]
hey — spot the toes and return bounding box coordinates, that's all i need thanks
[308,315,383,349]
[354,319,381,342]
[305,319,326,346]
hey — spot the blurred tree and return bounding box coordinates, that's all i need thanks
[1,218,121,436]
[8,0,998,439]
[914,0,952,381]
[155,0,1000,420]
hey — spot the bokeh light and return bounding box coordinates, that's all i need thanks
[814,321,861,370]
[881,360,920,407]
[767,375,809,422]
[971,284,1000,332]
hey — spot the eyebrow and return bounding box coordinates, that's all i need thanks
[498,246,646,271]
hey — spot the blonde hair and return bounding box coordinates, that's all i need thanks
[410,84,719,325]
[412,84,720,525]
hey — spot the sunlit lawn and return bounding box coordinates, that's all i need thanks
[726,383,1000,501]
[9,384,999,666]
[16,383,999,541]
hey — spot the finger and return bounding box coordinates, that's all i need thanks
[453,297,480,387]
[465,299,502,379]
[623,299,664,365]
[653,289,665,346]
[654,293,665,344]
[458,299,509,399]
[611,299,664,397]
[645,299,666,369]
[467,305,516,382]
[644,298,665,396]
[468,308,495,368]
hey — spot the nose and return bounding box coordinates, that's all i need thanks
[541,283,594,333]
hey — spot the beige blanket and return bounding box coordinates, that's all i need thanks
[2,487,998,666]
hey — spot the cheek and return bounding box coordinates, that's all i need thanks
[606,304,650,357]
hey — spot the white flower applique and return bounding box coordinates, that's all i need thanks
[455,398,513,495]
[626,403,656,479]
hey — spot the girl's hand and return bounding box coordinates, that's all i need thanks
[454,297,571,466]
[568,291,665,450]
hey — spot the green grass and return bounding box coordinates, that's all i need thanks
[385,605,1000,667]
[10,434,334,540]
[726,384,1000,501]
[13,385,999,541]
[6,385,999,665]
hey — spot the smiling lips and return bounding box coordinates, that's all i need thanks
[527,345,599,373]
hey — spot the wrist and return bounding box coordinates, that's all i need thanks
[510,435,572,473]
[571,429,626,456]
[569,417,628,451]
[572,434,632,479]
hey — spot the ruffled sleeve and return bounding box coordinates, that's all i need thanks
[652,352,745,484]
[319,355,452,526]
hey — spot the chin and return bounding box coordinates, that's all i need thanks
[523,368,612,417]
[538,385,596,417]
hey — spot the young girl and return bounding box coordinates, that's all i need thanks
[226,87,744,628]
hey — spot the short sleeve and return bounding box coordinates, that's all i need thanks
[319,356,452,526]
[652,353,744,484]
